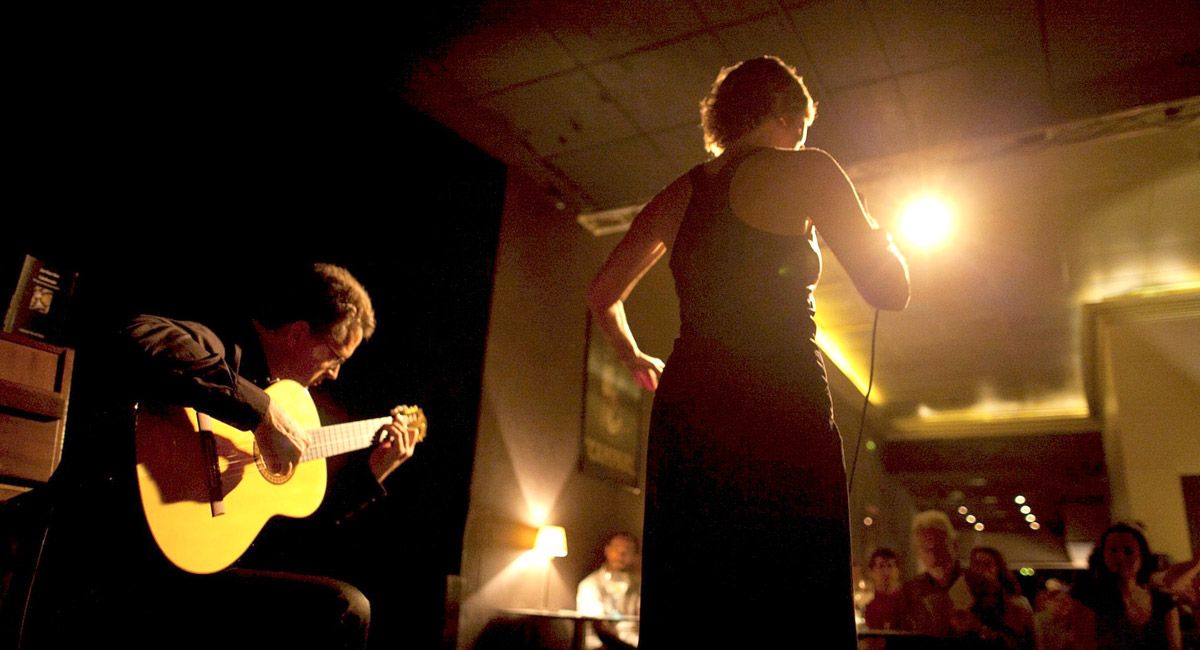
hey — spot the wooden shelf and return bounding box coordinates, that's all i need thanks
[0,331,74,497]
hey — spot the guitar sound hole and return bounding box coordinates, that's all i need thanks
[253,441,296,485]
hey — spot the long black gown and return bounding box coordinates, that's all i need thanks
[638,148,858,648]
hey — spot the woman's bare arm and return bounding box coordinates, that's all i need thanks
[735,148,910,310]
[802,149,909,310]
[586,174,692,391]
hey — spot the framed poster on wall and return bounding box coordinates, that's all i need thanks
[580,313,646,492]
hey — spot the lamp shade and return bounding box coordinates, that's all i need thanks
[534,525,568,558]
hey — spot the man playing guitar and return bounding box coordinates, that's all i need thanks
[30,263,422,650]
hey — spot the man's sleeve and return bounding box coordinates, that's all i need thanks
[121,314,270,430]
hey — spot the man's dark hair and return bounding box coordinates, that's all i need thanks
[869,547,899,568]
[607,531,639,551]
[253,263,376,343]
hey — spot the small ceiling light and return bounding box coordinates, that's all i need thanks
[957,506,969,515]
[1014,495,1026,504]
[864,516,874,526]
[1020,505,1031,514]
[1030,522,1041,530]
[1025,514,1037,523]
[965,514,977,524]
[974,522,985,531]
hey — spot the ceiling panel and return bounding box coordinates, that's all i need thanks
[648,123,710,177]
[867,0,1041,75]
[691,0,778,27]
[1043,0,1200,87]
[590,34,730,132]
[807,79,915,163]
[1043,0,1200,116]
[897,52,1056,147]
[788,0,894,90]
[480,70,637,157]
[533,0,706,63]
[424,4,576,97]
[546,135,670,208]
[711,12,817,81]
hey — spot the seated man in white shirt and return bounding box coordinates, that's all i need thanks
[576,532,640,650]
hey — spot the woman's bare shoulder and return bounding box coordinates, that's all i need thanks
[729,148,841,235]
[743,146,838,168]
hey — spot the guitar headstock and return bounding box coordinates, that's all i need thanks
[391,405,428,443]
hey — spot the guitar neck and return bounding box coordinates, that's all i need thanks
[300,416,394,462]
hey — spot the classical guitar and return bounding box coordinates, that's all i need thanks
[135,379,426,574]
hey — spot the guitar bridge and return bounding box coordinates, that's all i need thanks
[196,414,225,517]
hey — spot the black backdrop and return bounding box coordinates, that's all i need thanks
[7,6,503,648]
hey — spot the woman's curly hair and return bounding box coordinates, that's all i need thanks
[700,55,816,156]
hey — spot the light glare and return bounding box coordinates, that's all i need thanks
[899,195,954,249]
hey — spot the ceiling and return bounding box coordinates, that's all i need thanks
[397,1,1200,547]
[402,0,1199,212]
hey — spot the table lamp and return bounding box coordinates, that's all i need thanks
[534,525,568,608]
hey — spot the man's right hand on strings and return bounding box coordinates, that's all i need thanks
[254,400,310,473]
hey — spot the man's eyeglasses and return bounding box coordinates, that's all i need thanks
[323,338,350,368]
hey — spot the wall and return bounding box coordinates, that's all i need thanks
[1098,300,1200,563]
[830,365,921,579]
[1089,155,1200,565]
[456,170,678,648]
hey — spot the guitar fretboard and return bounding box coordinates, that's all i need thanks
[300,416,395,462]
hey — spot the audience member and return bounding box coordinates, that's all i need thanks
[577,532,640,650]
[865,547,904,631]
[1161,558,1199,647]
[900,510,970,640]
[966,546,1036,648]
[1034,579,1076,650]
[1071,523,1183,649]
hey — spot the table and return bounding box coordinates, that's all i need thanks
[499,608,639,650]
[857,628,961,649]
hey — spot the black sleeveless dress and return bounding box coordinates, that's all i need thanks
[638,149,857,648]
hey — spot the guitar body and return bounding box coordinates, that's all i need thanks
[135,380,327,575]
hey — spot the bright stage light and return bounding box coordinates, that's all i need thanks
[898,195,954,249]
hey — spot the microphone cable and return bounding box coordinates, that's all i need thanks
[847,308,880,496]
